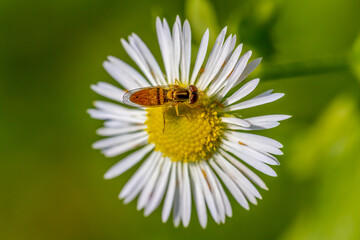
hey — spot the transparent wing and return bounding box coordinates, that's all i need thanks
[122,87,148,107]
[123,85,176,108]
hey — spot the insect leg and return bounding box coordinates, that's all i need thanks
[185,103,201,109]
[213,100,225,108]
[175,79,181,85]
[175,104,189,121]
[162,105,169,133]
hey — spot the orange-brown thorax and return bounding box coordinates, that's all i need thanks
[129,85,199,107]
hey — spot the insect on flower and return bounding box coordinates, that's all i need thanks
[123,84,200,130]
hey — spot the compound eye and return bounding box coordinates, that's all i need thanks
[189,92,199,104]
[188,85,198,93]
[188,85,199,104]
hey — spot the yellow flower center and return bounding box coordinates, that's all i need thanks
[145,98,224,162]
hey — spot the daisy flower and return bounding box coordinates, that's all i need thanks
[88,16,290,228]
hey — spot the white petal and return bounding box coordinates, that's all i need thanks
[224,78,260,106]
[246,114,292,123]
[181,162,192,227]
[129,34,167,85]
[255,89,274,98]
[228,34,238,52]
[225,131,283,156]
[190,29,209,85]
[137,157,164,210]
[120,151,159,200]
[87,109,146,124]
[229,132,283,148]
[222,117,251,128]
[223,138,278,168]
[104,120,133,128]
[144,158,172,216]
[92,131,147,149]
[103,144,154,179]
[172,20,181,81]
[225,134,280,164]
[207,44,243,96]
[173,195,181,227]
[224,35,237,62]
[91,82,125,103]
[212,167,233,217]
[226,122,280,131]
[103,61,140,90]
[127,35,165,86]
[200,161,226,222]
[122,152,161,203]
[194,164,220,224]
[205,34,233,82]
[235,58,262,86]
[121,38,158,86]
[226,93,284,112]
[173,161,183,227]
[96,125,146,136]
[261,151,280,165]
[215,154,260,204]
[156,18,175,84]
[189,164,207,228]
[209,159,249,210]
[156,17,171,84]
[196,27,227,88]
[107,55,151,88]
[162,162,177,222]
[162,18,175,83]
[94,101,145,116]
[222,142,277,177]
[218,50,252,99]
[220,149,268,190]
[175,15,181,27]
[102,135,148,157]
[198,31,232,90]
[202,27,227,72]
[181,20,191,84]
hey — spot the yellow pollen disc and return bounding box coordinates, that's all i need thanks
[145,98,224,162]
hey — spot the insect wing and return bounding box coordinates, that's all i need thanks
[123,87,149,107]
[123,86,172,107]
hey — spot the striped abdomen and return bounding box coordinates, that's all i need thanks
[129,87,169,106]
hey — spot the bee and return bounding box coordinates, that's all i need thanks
[123,85,199,130]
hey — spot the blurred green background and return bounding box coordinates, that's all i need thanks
[1,0,360,239]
